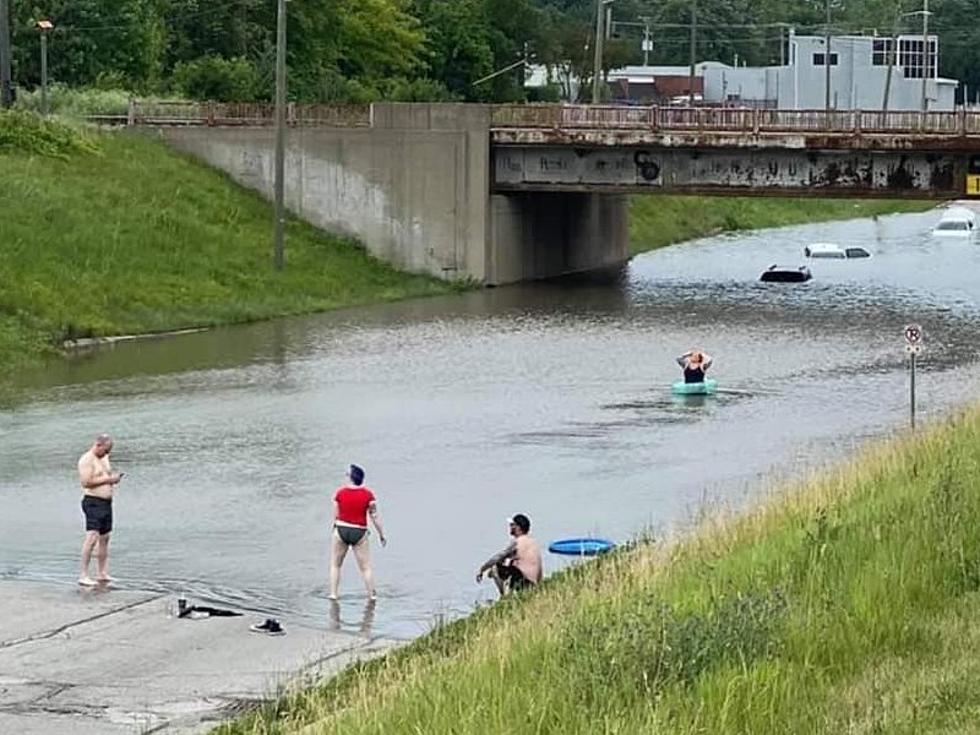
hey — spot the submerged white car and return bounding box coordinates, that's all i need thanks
[933,218,976,238]
[933,207,977,239]
[803,243,872,259]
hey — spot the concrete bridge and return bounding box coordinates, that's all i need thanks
[138,101,980,285]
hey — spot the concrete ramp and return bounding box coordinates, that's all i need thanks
[0,582,396,734]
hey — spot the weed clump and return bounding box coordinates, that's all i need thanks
[0,110,99,158]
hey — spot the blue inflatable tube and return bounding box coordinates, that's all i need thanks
[548,537,616,556]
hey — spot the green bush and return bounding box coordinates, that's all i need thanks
[173,56,263,102]
[0,109,99,158]
[382,77,458,102]
[526,83,563,103]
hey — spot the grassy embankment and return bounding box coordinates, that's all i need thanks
[219,408,980,734]
[0,109,932,374]
[0,111,456,374]
[630,195,932,255]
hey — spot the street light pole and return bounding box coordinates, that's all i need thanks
[0,0,12,109]
[273,0,287,271]
[920,0,929,112]
[37,20,53,117]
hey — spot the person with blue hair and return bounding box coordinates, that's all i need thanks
[329,464,386,601]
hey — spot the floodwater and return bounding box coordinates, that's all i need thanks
[3,206,980,640]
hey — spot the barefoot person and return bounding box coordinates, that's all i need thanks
[330,464,386,601]
[476,514,542,597]
[78,434,123,586]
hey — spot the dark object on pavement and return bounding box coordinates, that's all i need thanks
[178,604,243,619]
[250,618,285,636]
[760,265,812,283]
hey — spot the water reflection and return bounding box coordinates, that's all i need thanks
[329,598,377,637]
[4,206,980,639]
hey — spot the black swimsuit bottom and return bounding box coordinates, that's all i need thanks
[336,525,367,546]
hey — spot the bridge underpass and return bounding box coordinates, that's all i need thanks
[138,102,980,285]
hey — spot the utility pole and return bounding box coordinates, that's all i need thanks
[591,0,605,103]
[920,0,929,112]
[824,0,832,111]
[273,0,287,271]
[0,0,12,109]
[641,16,652,66]
[882,9,900,111]
[689,0,697,105]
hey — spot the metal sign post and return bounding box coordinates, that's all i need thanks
[904,324,923,430]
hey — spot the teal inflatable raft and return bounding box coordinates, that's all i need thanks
[672,378,717,395]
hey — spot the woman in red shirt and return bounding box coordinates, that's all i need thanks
[330,464,387,601]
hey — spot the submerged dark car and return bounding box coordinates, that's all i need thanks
[760,265,812,283]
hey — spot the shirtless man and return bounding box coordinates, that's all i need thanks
[78,434,123,586]
[476,514,542,597]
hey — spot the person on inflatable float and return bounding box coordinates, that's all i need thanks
[676,349,713,384]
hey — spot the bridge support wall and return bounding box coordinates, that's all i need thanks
[155,104,629,285]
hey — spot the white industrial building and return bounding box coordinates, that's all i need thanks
[603,32,959,110]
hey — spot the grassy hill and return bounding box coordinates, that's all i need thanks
[0,111,455,374]
[630,195,931,255]
[218,407,980,734]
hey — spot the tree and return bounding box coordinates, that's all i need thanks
[173,55,262,101]
[414,0,494,100]
[10,0,166,89]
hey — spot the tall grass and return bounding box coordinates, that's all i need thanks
[216,408,980,734]
[14,85,186,119]
[630,195,933,255]
[0,112,455,373]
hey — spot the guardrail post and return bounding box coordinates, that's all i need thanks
[854,109,861,134]
[127,98,136,127]
[752,107,760,135]
[206,100,215,127]
[959,106,967,136]
[287,102,296,126]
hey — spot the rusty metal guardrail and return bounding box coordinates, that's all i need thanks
[490,104,980,136]
[122,100,980,136]
[128,100,372,127]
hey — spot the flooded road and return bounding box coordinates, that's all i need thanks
[3,206,980,639]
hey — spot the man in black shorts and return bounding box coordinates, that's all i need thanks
[476,514,543,597]
[78,434,123,586]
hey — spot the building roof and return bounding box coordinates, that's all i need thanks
[608,62,729,80]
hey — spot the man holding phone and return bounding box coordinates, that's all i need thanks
[78,433,124,586]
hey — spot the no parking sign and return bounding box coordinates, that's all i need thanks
[904,324,922,429]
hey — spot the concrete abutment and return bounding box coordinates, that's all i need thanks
[156,103,629,286]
